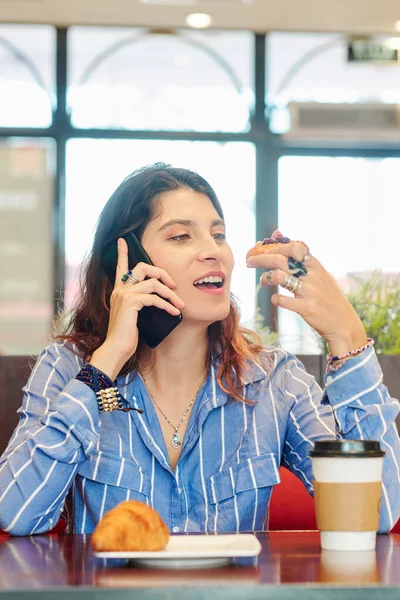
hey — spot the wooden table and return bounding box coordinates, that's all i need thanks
[0,531,399,599]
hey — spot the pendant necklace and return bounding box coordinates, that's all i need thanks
[143,374,206,449]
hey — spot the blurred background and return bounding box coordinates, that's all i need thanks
[1,0,400,357]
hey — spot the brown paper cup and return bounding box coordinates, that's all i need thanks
[310,440,384,551]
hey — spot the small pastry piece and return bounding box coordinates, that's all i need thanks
[91,500,170,552]
[246,230,307,277]
[246,229,291,260]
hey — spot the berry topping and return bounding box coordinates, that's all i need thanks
[271,230,284,240]
[262,238,277,245]
[281,237,291,243]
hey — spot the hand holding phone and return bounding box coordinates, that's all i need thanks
[100,233,184,352]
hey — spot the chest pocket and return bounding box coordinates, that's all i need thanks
[208,452,280,504]
[77,450,151,497]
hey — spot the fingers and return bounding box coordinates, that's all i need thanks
[115,238,129,286]
[137,292,183,316]
[115,236,177,290]
[111,284,183,316]
[114,242,184,316]
[260,268,303,288]
[129,263,177,290]
[260,269,305,300]
[247,241,316,268]
[271,293,306,313]
[269,240,310,262]
[249,252,307,274]
[130,278,185,310]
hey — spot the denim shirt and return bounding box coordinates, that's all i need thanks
[0,341,399,535]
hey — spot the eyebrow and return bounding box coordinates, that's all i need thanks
[157,218,225,232]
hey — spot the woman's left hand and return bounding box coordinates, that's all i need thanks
[246,239,368,357]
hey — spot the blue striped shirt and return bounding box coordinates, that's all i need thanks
[0,341,399,535]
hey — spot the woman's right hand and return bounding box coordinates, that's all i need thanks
[90,238,185,380]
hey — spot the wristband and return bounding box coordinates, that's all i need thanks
[75,363,143,414]
[326,338,374,373]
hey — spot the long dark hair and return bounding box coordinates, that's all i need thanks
[56,163,266,400]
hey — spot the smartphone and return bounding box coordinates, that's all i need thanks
[101,232,183,348]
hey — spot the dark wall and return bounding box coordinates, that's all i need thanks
[0,356,34,455]
[0,354,399,456]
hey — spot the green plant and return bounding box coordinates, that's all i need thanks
[244,285,280,347]
[315,270,400,355]
[347,271,400,354]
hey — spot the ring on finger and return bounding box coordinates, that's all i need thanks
[281,274,303,294]
[288,257,308,278]
[260,270,275,286]
[303,252,311,262]
[121,270,139,284]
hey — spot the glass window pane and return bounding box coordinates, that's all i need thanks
[65,140,256,322]
[0,139,55,355]
[278,155,400,354]
[0,24,54,127]
[267,32,400,133]
[268,32,400,105]
[68,27,253,132]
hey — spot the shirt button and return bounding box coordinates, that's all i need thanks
[172,526,180,533]
[177,488,182,494]
[326,376,333,384]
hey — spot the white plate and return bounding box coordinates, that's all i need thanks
[94,534,261,569]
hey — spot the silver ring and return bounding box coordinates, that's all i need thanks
[127,274,139,284]
[281,274,303,294]
[122,270,140,284]
[303,253,311,262]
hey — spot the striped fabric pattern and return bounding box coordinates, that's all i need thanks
[0,341,399,536]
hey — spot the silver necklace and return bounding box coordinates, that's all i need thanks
[143,375,206,449]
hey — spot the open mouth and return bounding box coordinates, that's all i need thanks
[193,276,225,290]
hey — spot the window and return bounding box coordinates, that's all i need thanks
[68,27,253,132]
[0,24,54,127]
[267,32,400,134]
[277,155,400,354]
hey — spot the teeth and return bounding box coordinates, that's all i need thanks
[194,276,223,285]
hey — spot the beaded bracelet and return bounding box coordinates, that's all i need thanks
[326,338,374,373]
[75,363,143,414]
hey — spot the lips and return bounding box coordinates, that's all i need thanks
[193,271,226,288]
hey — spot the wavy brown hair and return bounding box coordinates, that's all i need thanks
[55,163,268,401]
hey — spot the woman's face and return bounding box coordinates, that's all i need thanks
[141,188,234,325]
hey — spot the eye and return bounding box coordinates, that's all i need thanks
[169,234,190,242]
[213,233,226,241]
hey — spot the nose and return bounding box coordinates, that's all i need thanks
[196,237,222,263]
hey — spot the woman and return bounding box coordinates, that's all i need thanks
[0,163,399,536]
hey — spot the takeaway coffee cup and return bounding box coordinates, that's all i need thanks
[310,440,385,552]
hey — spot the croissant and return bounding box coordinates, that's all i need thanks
[91,500,170,552]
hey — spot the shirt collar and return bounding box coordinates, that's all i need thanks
[241,359,269,385]
[210,353,268,403]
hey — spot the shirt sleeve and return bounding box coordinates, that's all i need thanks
[0,342,101,536]
[281,346,400,533]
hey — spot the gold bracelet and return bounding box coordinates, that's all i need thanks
[95,386,122,413]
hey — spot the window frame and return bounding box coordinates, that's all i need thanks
[0,26,399,335]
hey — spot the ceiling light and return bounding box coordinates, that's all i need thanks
[385,37,400,49]
[185,13,213,29]
[395,20,400,32]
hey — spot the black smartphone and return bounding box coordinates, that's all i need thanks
[101,231,183,348]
